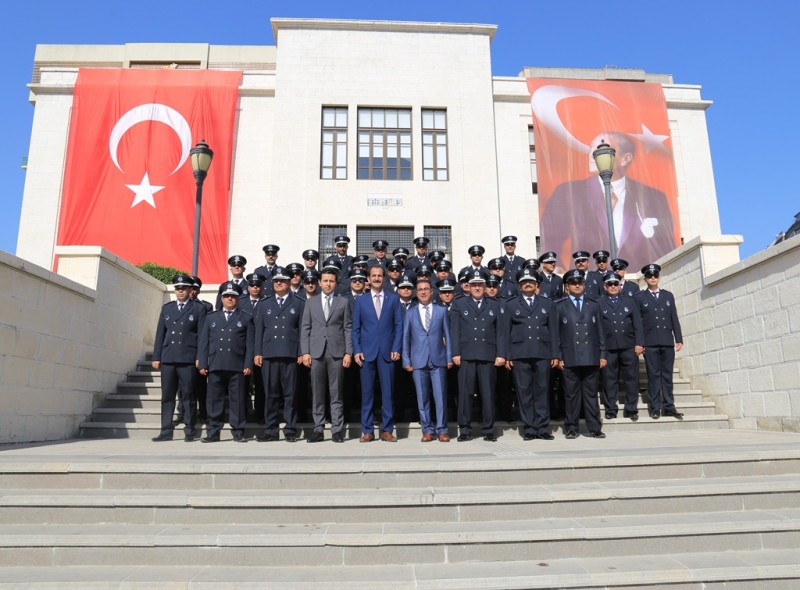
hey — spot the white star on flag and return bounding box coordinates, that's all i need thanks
[631,124,670,154]
[126,172,165,208]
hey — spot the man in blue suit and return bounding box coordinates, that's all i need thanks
[402,277,453,442]
[352,265,403,442]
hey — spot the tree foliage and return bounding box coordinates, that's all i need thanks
[136,262,190,284]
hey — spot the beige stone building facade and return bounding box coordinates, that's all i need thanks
[18,18,720,275]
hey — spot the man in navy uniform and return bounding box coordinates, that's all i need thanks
[538,251,563,301]
[254,267,305,442]
[302,249,319,272]
[239,272,268,423]
[215,255,247,310]
[587,250,611,298]
[367,240,390,270]
[405,236,431,273]
[599,273,644,420]
[197,282,254,443]
[458,245,487,278]
[333,235,355,290]
[254,244,280,296]
[152,275,207,442]
[302,270,320,299]
[488,257,519,302]
[499,268,558,440]
[286,263,306,300]
[501,236,525,282]
[383,258,404,293]
[610,259,640,298]
[450,269,506,442]
[554,269,607,439]
[239,273,267,311]
[636,263,684,420]
[186,276,213,425]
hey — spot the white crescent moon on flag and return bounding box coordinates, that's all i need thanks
[531,85,618,154]
[109,103,192,175]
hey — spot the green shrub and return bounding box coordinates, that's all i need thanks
[137,262,190,284]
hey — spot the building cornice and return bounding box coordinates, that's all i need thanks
[271,18,497,43]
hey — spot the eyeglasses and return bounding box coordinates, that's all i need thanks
[222,294,238,298]
[174,286,187,290]
[645,273,660,278]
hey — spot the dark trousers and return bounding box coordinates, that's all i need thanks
[206,370,247,438]
[495,365,515,421]
[360,358,395,434]
[644,345,676,412]
[262,358,298,437]
[512,358,551,435]
[457,360,496,436]
[159,363,196,437]
[601,348,640,414]
[562,365,602,434]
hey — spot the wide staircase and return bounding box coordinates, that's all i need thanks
[4,359,800,587]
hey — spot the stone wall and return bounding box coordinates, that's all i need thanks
[0,247,167,443]
[655,234,800,431]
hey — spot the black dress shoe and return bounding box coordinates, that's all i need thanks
[565,431,578,439]
[663,409,684,419]
[332,432,344,443]
[256,433,279,442]
[184,435,195,442]
[523,433,537,441]
[649,411,660,420]
[285,435,298,443]
[201,435,220,443]
[623,410,639,421]
[457,434,471,442]
[539,432,555,440]
[232,434,248,443]
[483,433,497,442]
[589,430,606,439]
[151,433,172,442]
[604,412,617,420]
[307,431,324,443]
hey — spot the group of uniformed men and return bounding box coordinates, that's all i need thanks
[150,234,683,443]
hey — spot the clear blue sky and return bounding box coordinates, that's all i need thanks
[2,0,797,260]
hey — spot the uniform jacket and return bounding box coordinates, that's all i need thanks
[238,294,267,312]
[152,299,207,364]
[635,289,683,346]
[598,294,644,350]
[215,278,248,310]
[335,255,355,287]
[495,279,519,302]
[450,296,503,362]
[300,292,353,359]
[498,294,558,361]
[620,280,640,298]
[503,255,526,283]
[405,255,431,274]
[554,296,607,367]
[197,307,254,372]
[538,273,563,301]
[585,270,608,300]
[402,302,452,369]
[352,290,403,362]
[254,293,305,358]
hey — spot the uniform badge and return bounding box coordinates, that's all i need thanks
[189,315,194,321]
[211,322,216,328]
[267,309,272,315]
[603,309,608,314]
[541,309,547,314]
[562,316,568,324]
[464,310,469,316]
[592,316,596,323]
[290,308,296,314]
[515,310,520,316]
[643,303,649,308]
[165,315,170,321]
[489,310,494,317]
[624,307,629,313]
[237,321,243,327]
[666,301,671,306]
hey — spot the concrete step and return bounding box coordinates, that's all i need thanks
[79,413,730,438]
[2,509,800,567]
[2,549,799,588]
[1,473,799,525]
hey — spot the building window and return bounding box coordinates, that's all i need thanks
[358,108,412,180]
[318,225,348,261]
[423,225,452,261]
[529,126,538,194]
[422,109,448,181]
[535,236,541,257]
[321,107,348,180]
[356,226,414,258]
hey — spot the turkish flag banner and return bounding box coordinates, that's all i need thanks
[527,78,681,273]
[57,68,242,283]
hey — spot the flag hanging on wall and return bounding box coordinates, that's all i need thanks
[56,68,242,282]
[528,78,681,272]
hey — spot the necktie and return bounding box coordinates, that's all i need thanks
[251,299,257,308]
[178,303,184,312]
[277,297,284,308]
[424,305,431,332]
[611,297,618,304]
[653,291,659,300]
[475,299,481,309]
[324,296,331,321]
[224,311,231,322]
[403,302,409,310]
[575,298,582,312]
[526,297,533,307]
[374,294,382,319]
[611,188,619,210]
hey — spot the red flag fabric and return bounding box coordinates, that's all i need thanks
[527,78,681,272]
[56,68,242,282]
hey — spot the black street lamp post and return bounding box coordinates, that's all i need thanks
[593,140,617,260]
[189,140,213,278]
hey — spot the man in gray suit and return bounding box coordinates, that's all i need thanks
[300,267,353,443]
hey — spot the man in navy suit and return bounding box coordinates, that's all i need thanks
[151,275,207,442]
[197,282,254,443]
[352,265,403,442]
[402,277,453,442]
